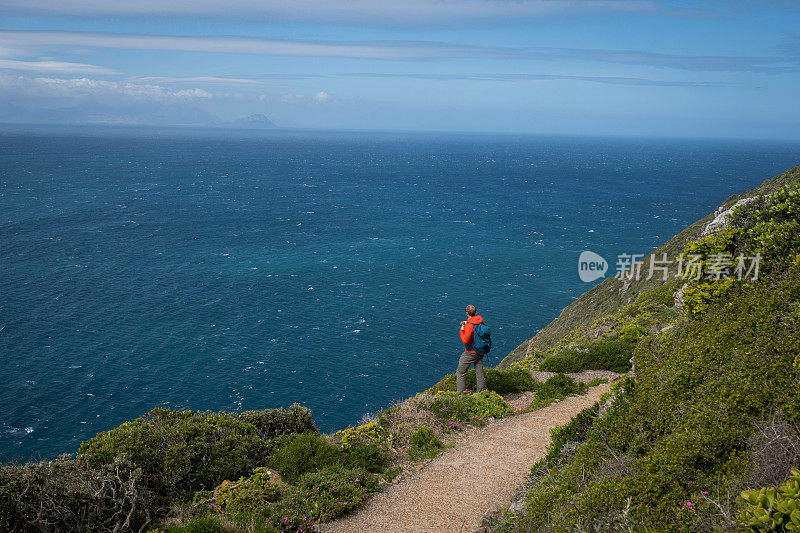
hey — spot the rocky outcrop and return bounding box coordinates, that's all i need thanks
[700,197,757,237]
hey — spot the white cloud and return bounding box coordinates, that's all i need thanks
[0,30,788,72]
[313,91,330,102]
[0,30,471,60]
[280,93,306,103]
[7,76,212,100]
[0,1,660,24]
[134,75,261,85]
[0,58,118,74]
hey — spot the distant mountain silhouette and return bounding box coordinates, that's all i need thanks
[222,114,277,129]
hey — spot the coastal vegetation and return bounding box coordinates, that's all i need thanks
[0,375,522,531]
[490,168,800,532]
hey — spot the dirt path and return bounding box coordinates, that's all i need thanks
[319,383,611,533]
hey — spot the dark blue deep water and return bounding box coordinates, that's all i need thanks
[1,127,798,461]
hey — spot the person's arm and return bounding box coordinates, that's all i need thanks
[460,322,474,345]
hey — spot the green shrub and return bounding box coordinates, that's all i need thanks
[683,227,740,259]
[268,434,386,485]
[741,468,800,532]
[78,408,271,498]
[545,403,601,465]
[638,282,679,308]
[427,366,537,394]
[281,467,380,523]
[583,337,633,373]
[408,427,443,461]
[334,421,387,449]
[539,348,583,373]
[733,184,800,274]
[426,390,514,425]
[230,404,317,441]
[520,270,800,530]
[268,434,341,484]
[618,322,648,343]
[528,374,588,410]
[341,442,389,473]
[682,279,738,319]
[540,338,632,374]
[216,468,281,517]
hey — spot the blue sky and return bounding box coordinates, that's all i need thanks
[0,1,799,138]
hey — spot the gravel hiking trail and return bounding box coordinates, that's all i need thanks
[319,382,612,533]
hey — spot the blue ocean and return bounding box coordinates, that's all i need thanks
[1,127,798,462]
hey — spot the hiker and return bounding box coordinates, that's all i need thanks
[457,304,491,393]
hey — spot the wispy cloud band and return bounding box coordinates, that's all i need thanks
[345,72,720,87]
[0,58,118,74]
[0,0,661,24]
[0,29,791,72]
[0,75,212,100]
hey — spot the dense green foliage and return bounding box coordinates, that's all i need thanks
[334,421,387,450]
[424,390,514,426]
[539,337,633,373]
[268,434,342,484]
[526,374,589,411]
[78,408,271,498]
[518,272,800,530]
[408,427,443,461]
[741,468,800,532]
[0,405,341,533]
[732,184,800,274]
[268,433,386,484]
[279,467,379,523]
[427,366,537,394]
[216,468,282,517]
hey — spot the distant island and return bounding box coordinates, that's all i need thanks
[220,114,278,129]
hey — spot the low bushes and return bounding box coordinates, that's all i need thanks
[0,405,323,532]
[407,427,443,462]
[538,348,583,373]
[268,433,387,485]
[334,421,387,450]
[427,366,537,394]
[77,405,315,499]
[229,404,317,441]
[527,374,588,411]
[425,390,514,425]
[216,468,281,517]
[512,269,800,531]
[268,434,341,484]
[287,466,379,522]
[540,337,633,374]
[188,466,380,531]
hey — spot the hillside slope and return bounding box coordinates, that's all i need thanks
[500,165,800,367]
[492,164,800,532]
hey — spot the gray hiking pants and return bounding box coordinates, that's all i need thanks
[456,351,484,393]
